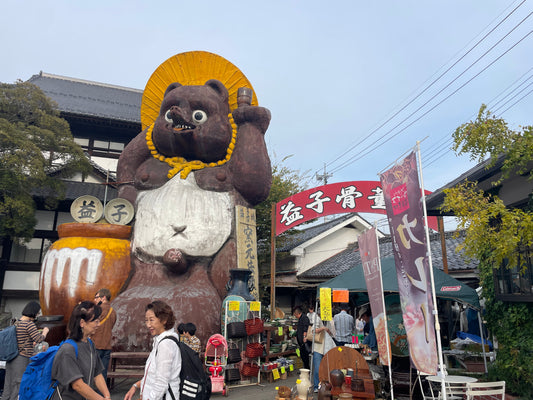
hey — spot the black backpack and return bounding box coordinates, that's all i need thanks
[158,336,211,400]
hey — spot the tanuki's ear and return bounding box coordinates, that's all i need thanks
[205,79,229,103]
[164,82,182,97]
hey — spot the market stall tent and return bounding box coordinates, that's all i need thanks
[317,256,480,309]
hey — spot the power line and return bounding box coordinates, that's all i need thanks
[499,87,533,115]
[423,65,533,168]
[423,84,533,169]
[318,0,528,175]
[488,67,533,108]
[493,79,533,115]
[329,28,532,175]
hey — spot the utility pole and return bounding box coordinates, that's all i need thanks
[315,163,333,222]
[315,163,333,186]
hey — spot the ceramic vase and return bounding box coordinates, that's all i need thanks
[221,269,255,335]
[39,223,132,324]
[226,268,255,300]
[329,369,345,389]
[297,368,312,399]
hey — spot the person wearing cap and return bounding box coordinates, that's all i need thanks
[92,288,117,380]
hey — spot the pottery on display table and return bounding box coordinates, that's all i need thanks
[329,369,345,389]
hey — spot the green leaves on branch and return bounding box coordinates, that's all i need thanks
[444,104,533,272]
[0,81,91,241]
[442,181,533,272]
[444,105,533,397]
[452,104,533,183]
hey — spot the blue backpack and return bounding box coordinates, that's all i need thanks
[19,339,81,400]
[0,325,19,361]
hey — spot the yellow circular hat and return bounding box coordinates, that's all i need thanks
[141,51,258,130]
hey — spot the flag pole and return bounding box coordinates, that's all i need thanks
[416,142,447,398]
[270,203,276,319]
[374,222,395,400]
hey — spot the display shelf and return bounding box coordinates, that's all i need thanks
[262,325,297,362]
[223,300,262,389]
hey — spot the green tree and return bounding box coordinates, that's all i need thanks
[442,104,533,398]
[255,157,311,243]
[255,156,311,309]
[0,81,91,242]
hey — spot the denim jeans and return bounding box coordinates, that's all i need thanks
[312,351,323,390]
[97,349,112,380]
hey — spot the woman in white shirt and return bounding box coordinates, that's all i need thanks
[124,301,182,400]
[309,310,336,392]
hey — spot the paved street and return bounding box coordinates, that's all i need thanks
[109,373,300,400]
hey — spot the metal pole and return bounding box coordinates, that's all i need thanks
[477,311,488,373]
[416,142,447,399]
[374,223,395,400]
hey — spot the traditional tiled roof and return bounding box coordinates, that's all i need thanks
[28,72,142,123]
[298,231,477,280]
[277,214,363,252]
[32,180,117,203]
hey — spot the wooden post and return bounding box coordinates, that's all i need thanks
[437,216,449,274]
[270,203,276,319]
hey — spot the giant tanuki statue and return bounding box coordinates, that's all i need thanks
[113,52,271,351]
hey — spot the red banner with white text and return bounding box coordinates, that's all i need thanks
[275,181,438,235]
[379,152,438,374]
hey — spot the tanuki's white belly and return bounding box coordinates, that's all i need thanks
[133,173,232,261]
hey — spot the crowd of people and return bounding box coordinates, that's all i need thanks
[4,292,377,400]
[293,301,377,393]
[3,289,204,400]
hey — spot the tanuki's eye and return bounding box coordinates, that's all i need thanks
[165,110,173,123]
[191,110,207,125]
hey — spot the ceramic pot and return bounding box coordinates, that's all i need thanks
[36,315,66,346]
[226,268,255,300]
[338,393,353,399]
[221,269,255,335]
[297,368,312,399]
[39,223,132,324]
[329,369,345,389]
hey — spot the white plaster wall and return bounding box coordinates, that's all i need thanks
[295,226,361,275]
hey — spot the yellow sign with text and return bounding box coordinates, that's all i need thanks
[320,287,332,321]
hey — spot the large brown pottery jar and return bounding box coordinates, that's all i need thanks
[39,223,132,323]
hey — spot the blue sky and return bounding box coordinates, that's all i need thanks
[2,0,531,204]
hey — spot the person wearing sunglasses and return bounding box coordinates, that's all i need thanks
[92,289,117,380]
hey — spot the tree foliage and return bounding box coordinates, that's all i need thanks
[0,81,91,241]
[255,156,311,310]
[442,181,533,272]
[443,104,533,271]
[452,104,533,183]
[442,104,533,397]
[255,157,311,243]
